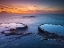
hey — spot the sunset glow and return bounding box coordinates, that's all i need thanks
[0,0,64,14]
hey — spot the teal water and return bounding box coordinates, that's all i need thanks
[0,14,64,48]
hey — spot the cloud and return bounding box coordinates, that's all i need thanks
[0,11,8,14]
[0,5,64,14]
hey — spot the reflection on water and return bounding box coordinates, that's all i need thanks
[0,14,64,48]
[39,24,64,36]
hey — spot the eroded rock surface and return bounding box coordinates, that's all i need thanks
[0,23,30,36]
[38,24,64,40]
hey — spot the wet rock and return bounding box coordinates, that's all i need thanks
[38,24,64,41]
[56,38,62,42]
[10,28,18,34]
[0,23,28,36]
[16,23,28,29]
[22,16,35,18]
[0,23,28,31]
[40,38,44,41]
[33,34,37,36]
[22,32,32,36]
[43,38,48,40]
[1,31,4,34]
[38,24,64,36]
[29,16,35,18]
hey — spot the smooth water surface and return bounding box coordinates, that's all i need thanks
[0,14,64,48]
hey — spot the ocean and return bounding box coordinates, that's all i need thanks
[0,14,64,48]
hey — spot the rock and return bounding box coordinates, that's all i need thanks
[29,16,35,18]
[43,38,48,40]
[0,23,28,36]
[22,32,32,36]
[33,34,37,36]
[38,24,64,36]
[22,16,35,18]
[1,31,4,34]
[16,23,28,29]
[56,38,62,42]
[0,23,28,30]
[38,24,64,40]
[10,28,18,34]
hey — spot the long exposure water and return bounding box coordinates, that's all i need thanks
[0,14,64,48]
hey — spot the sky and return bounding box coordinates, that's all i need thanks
[0,0,64,14]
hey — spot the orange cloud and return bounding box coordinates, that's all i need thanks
[0,5,64,14]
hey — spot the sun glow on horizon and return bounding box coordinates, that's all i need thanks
[0,5,64,14]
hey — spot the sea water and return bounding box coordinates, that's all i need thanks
[0,14,64,48]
